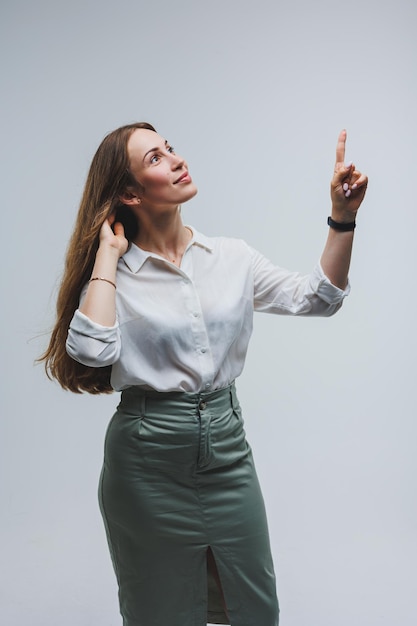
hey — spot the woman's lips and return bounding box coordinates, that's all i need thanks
[174,171,191,184]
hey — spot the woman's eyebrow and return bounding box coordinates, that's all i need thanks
[143,140,168,161]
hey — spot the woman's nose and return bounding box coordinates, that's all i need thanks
[171,152,185,169]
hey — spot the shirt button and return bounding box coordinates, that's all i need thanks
[200,347,207,353]
[199,400,207,410]
[193,312,199,317]
[205,383,211,389]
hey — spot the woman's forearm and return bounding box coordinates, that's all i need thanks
[320,227,354,290]
[79,244,120,326]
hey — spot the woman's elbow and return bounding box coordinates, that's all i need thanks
[66,336,120,367]
[320,301,344,317]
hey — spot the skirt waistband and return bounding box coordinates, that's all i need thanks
[119,382,237,414]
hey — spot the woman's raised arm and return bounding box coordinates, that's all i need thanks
[79,216,128,326]
[320,129,368,289]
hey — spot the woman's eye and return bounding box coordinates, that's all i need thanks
[149,146,174,164]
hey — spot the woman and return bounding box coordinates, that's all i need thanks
[41,122,367,626]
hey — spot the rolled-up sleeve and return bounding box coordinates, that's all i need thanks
[66,310,121,367]
[250,245,350,316]
[309,262,350,305]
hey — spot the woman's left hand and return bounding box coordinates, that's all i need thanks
[330,130,368,222]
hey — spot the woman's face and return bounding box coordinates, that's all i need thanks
[127,128,197,209]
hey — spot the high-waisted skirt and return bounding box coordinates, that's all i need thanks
[98,382,279,626]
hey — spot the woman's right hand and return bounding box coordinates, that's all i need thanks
[99,214,129,258]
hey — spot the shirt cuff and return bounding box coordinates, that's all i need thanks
[310,262,351,304]
[69,309,119,339]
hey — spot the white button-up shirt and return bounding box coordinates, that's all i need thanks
[66,227,349,392]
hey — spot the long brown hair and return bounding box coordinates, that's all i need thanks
[39,122,156,394]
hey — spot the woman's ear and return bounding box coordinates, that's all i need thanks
[119,190,142,206]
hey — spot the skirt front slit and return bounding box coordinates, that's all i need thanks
[99,383,279,626]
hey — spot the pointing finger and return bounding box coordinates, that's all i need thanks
[335,129,347,166]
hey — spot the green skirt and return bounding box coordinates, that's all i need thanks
[99,383,279,626]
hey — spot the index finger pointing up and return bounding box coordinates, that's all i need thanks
[335,129,347,165]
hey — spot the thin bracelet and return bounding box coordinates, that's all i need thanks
[327,216,356,232]
[89,276,117,289]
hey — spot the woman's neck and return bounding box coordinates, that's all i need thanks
[132,210,192,265]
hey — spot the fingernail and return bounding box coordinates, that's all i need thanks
[352,183,358,190]
[343,183,349,191]
[345,189,352,198]
[345,161,353,168]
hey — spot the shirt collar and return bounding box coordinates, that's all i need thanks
[121,225,214,274]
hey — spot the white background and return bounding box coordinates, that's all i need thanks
[1,0,416,624]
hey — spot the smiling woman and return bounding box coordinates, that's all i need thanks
[114,128,198,256]
[39,121,367,626]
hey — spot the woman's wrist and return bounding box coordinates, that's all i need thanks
[89,245,119,283]
[97,240,124,258]
[330,205,357,224]
[327,216,356,232]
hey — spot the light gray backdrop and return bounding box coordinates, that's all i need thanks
[1,0,416,624]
